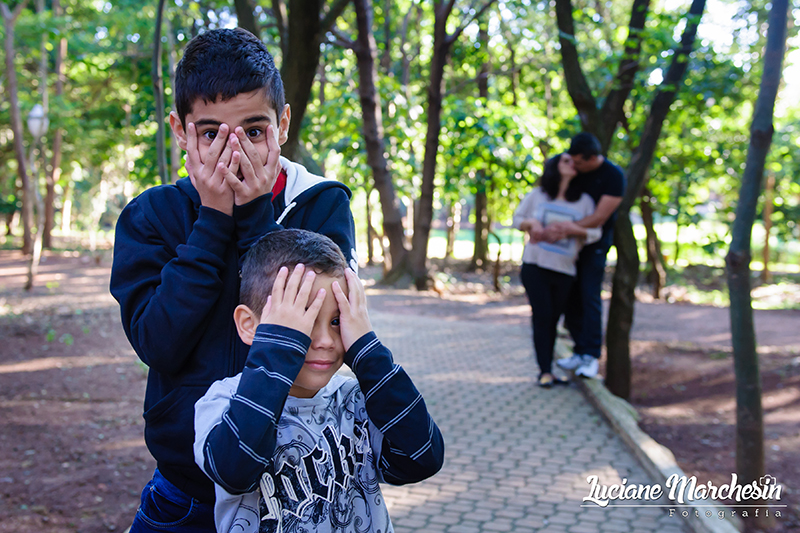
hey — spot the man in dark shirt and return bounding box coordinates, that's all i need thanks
[549,133,625,378]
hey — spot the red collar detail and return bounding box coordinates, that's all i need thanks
[272,168,287,197]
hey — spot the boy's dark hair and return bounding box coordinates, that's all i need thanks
[240,229,347,313]
[540,153,581,202]
[174,28,285,126]
[567,132,602,158]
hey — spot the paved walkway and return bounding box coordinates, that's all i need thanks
[365,305,689,533]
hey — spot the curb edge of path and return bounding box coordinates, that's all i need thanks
[555,341,743,533]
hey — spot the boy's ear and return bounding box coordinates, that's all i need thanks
[233,304,259,346]
[169,111,188,150]
[277,104,291,146]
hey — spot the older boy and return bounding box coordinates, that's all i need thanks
[110,28,356,531]
[194,229,444,532]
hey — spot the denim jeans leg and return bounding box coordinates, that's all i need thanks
[129,469,215,533]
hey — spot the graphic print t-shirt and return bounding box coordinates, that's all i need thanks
[209,374,393,533]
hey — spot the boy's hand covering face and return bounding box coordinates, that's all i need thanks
[185,122,238,216]
[332,269,372,352]
[225,124,282,206]
[260,264,326,337]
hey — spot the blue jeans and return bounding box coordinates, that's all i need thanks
[564,245,609,358]
[130,469,215,533]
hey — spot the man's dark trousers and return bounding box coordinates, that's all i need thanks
[564,243,608,358]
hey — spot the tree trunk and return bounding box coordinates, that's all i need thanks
[470,186,489,270]
[641,187,665,298]
[761,172,775,283]
[606,0,706,399]
[445,200,462,259]
[281,0,350,162]
[166,17,181,183]
[233,0,259,36]
[410,8,450,289]
[726,2,788,530]
[153,0,168,185]
[554,0,650,152]
[44,0,66,249]
[351,0,409,277]
[409,0,496,289]
[673,178,683,264]
[3,2,32,254]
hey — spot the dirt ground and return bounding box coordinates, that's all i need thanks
[1,249,798,532]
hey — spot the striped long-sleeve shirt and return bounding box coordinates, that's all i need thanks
[194,324,444,533]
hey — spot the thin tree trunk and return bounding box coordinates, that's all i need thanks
[606,0,706,399]
[27,0,48,290]
[153,0,168,185]
[44,0,66,249]
[445,200,461,259]
[351,0,410,278]
[410,1,496,289]
[761,172,775,283]
[166,17,181,183]
[470,185,489,270]
[3,2,32,254]
[282,0,350,163]
[641,187,665,298]
[555,0,650,151]
[233,0,259,36]
[60,180,71,233]
[726,2,788,530]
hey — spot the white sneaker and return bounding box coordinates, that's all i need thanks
[556,354,584,370]
[575,355,599,378]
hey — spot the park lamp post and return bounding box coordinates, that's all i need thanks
[27,103,49,140]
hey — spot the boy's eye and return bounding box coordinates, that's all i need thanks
[202,130,218,141]
[331,317,340,327]
[246,128,263,139]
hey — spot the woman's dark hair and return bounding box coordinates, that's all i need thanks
[239,229,347,314]
[174,28,285,126]
[539,154,582,202]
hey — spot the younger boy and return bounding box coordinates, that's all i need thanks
[110,28,356,530]
[194,229,445,532]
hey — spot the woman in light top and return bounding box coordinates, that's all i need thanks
[513,153,601,388]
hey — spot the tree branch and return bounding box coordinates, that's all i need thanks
[320,0,351,32]
[554,0,598,133]
[599,0,650,144]
[446,0,496,46]
[329,26,356,50]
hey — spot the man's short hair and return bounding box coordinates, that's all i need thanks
[240,229,347,314]
[174,28,285,126]
[568,132,602,158]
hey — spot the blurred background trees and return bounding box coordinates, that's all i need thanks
[1,0,798,316]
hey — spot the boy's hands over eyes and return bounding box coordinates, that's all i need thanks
[225,125,282,206]
[332,269,372,352]
[185,123,238,216]
[260,264,325,338]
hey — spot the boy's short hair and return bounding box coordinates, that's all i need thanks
[240,229,347,314]
[174,28,285,126]
[567,132,602,158]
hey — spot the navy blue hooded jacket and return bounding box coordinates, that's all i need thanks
[110,158,356,502]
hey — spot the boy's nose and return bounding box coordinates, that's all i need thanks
[311,325,336,349]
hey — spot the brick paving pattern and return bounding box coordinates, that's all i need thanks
[366,306,689,533]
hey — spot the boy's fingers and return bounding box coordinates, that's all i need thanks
[217,143,233,169]
[331,280,350,313]
[283,264,306,303]
[295,269,317,308]
[264,125,281,185]
[186,123,201,175]
[272,266,289,303]
[205,124,229,168]
[235,137,258,180]
[235,128,263,168]
[304,288,326,322]
[345,269,365,306]
[260,295,272,322]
